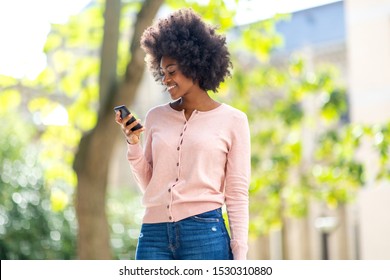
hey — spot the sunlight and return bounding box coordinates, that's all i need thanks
[39,105,69,126]
[0,0,91,79]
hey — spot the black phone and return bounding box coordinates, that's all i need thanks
[114,105,143,131]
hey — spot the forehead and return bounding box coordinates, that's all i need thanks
[160,56,177,69]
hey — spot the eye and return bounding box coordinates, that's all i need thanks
[168,70,176,76]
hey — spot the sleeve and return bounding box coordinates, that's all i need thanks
[126,111,153,192]
[224,112,251,260]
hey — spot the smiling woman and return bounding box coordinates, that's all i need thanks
[115,8,251,260]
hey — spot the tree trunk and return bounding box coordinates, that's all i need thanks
[74,0,164,260]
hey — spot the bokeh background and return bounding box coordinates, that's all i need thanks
[1,0,389,260]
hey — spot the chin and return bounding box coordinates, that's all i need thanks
[169,92,180,100]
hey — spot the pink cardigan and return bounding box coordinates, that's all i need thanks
[126,103,251,260]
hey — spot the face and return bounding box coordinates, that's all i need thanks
[160,56,196,100]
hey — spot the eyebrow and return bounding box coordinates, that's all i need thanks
[159,63,177,70]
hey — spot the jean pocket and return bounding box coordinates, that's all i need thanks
[190,208,222,223]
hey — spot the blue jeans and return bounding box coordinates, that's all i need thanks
[135,208,233,260]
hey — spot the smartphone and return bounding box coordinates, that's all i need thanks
[114,105,143,131]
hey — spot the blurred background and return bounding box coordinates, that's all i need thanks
[1,0,389,260]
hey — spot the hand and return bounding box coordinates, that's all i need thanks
[115,111,145,144]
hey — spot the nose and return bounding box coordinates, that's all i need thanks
[162,75,171,85]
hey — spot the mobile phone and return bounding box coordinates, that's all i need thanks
[114,105,143,131]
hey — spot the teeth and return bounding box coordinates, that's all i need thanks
[167,85,176,91]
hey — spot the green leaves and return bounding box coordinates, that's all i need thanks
[241,19,284,62]
[0,107,76,259]
[320,89,348,122]
[165,0,236,31]
[0,88,20,113]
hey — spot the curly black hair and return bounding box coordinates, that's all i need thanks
[140,8,232,93]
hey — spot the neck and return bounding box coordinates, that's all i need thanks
[174,95,220,120]
[179,91,211,111]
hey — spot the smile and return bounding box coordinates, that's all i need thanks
[167,84,177,91]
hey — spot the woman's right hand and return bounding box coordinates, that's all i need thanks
[115,111,145,144]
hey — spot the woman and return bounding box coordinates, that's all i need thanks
[115,8,251,260]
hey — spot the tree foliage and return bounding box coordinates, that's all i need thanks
[0,81,77,259]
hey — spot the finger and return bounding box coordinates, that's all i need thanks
[133,127,145,135]
[118,114,132,130]
[126,118,142,131]
[121,113,133,123]
[123,113,139,126]
[124,127,133,137]
[115,111,122,124]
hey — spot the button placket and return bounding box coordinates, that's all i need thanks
[167,185,174,221]
[176,121,187,179]
[167,120,188,222]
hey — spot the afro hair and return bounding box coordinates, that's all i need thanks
[140,8,232,92]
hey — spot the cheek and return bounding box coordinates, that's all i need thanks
[174,72,195,89]
[180,77,194,89]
